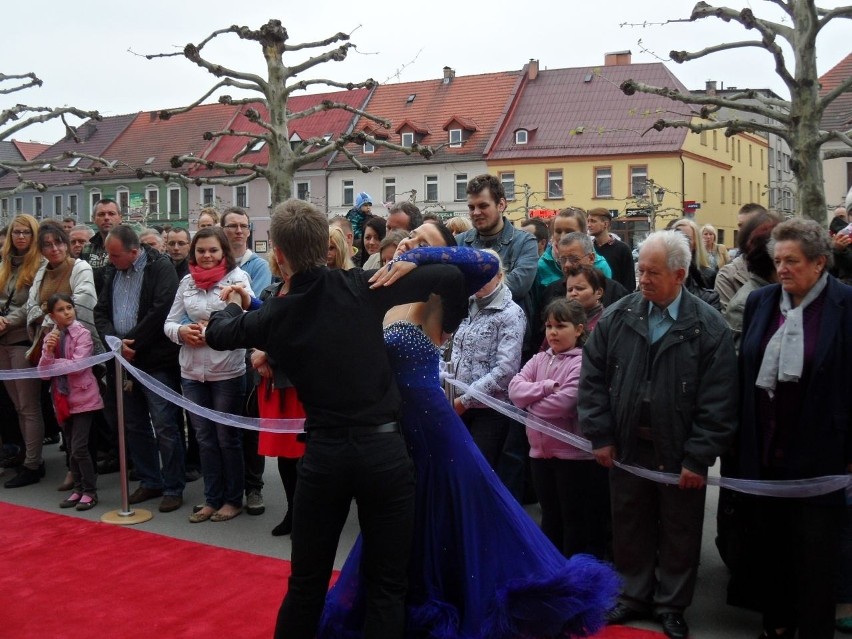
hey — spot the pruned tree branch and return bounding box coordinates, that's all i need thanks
[0,72,43,95]
[1,105,101,141]
[283,77,375,98]
[159,78,259,119]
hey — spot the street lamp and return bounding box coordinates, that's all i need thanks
[632,179,667,231]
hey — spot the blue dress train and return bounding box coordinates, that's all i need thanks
[318,310,618,638]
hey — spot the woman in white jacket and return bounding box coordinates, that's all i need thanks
[164,227,253,523]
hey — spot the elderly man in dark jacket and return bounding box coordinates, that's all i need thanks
[94,225,184,513]
[579,230,737,639]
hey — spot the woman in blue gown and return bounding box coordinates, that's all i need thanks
[319,225,618,639]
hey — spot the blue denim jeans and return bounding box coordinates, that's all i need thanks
[123,368,186,496]
[182,376,245,509]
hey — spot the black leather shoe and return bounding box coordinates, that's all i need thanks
[4,466,41,488]
[657,612,689,639]
[606,603,646,625]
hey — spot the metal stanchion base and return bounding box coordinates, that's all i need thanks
[100,508,153,525]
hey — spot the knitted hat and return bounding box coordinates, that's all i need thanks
[355,192,373,210]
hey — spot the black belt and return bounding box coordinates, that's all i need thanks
[307,421,400,438]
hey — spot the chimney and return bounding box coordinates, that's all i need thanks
[604,50,632,66]
[706,80,717,96]
[442,66,455,84]
[528,59,539,81]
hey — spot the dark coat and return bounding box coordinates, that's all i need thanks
[579,287,738,474]
[94,245,180,373]
[737,277,852,489]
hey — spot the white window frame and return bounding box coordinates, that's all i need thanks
[53,194,63,216]
[145,186,160,217]
[68,194,78,217]
[546,170,563,199]
[201,186,215,207]
[515,129,528,145]
[342,180,354,207]
[383,177,396,204]
[115,187,130,215]
[595,167,612,198]
[1,198,8,215]
[168,185,181,217]
[296,181,310,201]
[363,141,375,154]
[424,175,438,202]
[454,173,468,202]
[629,166,648,198]
[234,185,249,208]
[14,197,23,214]
[448,129,463,148]
[500,172,516,201]
[89,191,101,221]
[34,195,43,218]
[401,132,414,147]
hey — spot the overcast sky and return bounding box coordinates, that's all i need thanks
[3,0,849,143]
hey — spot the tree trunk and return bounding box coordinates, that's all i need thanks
[789,0,826,224]
[263,40,294,205]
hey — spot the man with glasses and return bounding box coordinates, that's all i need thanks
[220,206,272,516]
[68,225,94,259]
[165,227,191,279]
[542,232,628,309]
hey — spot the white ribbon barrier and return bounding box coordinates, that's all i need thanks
[446,377,850,499]
[2,337,847,497]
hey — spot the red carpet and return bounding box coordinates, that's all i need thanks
[0,502,662,638]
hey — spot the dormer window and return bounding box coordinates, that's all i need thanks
[515,129,529,145]
[449,129,463,148]
[401,132,415,147]
[363,141,375,154]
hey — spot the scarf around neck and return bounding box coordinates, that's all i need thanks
[190,260,229,291]
[755,271,828,395]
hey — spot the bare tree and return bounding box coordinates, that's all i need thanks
[620,1,852,223]
[0,72,109,196]
[137,20,435,203]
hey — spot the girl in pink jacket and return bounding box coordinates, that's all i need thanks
[508,298,610,559]
[40,293,103,511]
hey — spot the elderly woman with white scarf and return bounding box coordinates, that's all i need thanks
[735,217,852,639]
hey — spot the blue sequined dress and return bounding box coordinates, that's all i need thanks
[318,248,618,639]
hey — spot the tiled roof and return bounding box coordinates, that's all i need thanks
[487,63,691,160]
[331,70,522,169]
[0,113,137,189]
[12,140,50,161]
[819,53,852,132]
[0,141,24,164]
[88,103,241,183]
[190,88,371,177]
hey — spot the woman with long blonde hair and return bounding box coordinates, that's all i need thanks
[0,214,47,487]
[326,226,354,270]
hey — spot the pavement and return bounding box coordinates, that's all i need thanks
[1,441,832,638]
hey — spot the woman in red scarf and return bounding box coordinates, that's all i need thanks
[164,227,254,523]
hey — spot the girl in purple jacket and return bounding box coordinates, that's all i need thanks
[40,293,104,511]
[508,298,610,559]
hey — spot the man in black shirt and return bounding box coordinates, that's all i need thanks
[205,199,469,639]
[588,207,636,293]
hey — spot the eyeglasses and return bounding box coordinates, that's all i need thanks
[223,224,250,231]
[41,241,66,250]
[167,241,189,247]
[557,255,584,265]
[11,230,33,237]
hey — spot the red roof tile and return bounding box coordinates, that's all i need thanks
[12,140,50,161]
[332,71,521,169]
[190,88,371,177]
[487,62,691,160]
[0,113,138,189]
[819,53,852,131]
[89,103,241,182]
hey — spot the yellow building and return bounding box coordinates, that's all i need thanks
[487,55,768,248]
